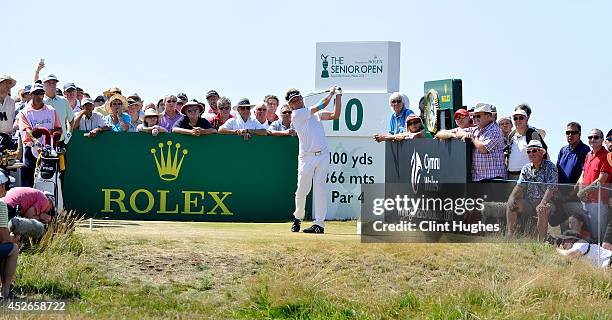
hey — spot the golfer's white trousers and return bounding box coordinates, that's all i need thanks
[294,152,330,227]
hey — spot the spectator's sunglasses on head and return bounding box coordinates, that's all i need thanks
[526,148,542,154]
[587,135,602,140]
[565,130,579,136]
[513,115,526,121]
[281,110,292,115]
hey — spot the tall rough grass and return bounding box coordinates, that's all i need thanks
[14,210,101,300]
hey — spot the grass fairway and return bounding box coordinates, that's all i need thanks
[11,220,612,319]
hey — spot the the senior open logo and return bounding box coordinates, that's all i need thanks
[151,141,188,181]
[410,149,423,194]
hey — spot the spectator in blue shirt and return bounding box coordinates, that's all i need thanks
[373,92,414,142]
[557,122,590,185]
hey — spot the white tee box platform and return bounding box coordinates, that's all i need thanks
[315,41,400,93]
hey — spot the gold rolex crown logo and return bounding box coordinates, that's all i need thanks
[151,141,188,181]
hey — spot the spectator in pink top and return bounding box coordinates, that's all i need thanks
[3,187,54,224]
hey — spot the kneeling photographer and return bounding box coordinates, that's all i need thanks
[2,179,55,241]
[555,230,612,268]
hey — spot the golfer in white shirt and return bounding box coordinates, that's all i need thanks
[285,86,341,233]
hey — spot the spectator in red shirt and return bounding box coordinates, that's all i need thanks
[576,128,611,242]
[209,97,233,130]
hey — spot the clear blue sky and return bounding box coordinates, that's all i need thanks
[3,0,610,158]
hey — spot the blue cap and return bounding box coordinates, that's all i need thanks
[63,82,77,91]
[24,85,32,94]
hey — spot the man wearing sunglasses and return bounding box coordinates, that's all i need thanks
[268,104,295,136]
[218,98,268,140]
[209,97,233,130]
[159,95,182,132]
[252,103,270,129]
[285,86,341,234]
[17,83,61,187]
[557,122,590,185]
[506,140,557,240]
[576,129,611,242]
[373,92,414,142]
[505,108,547,180]
[455,103,507,182]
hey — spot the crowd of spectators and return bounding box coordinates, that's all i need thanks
[375,91,612,250]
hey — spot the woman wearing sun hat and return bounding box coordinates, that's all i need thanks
[102,94,130,132]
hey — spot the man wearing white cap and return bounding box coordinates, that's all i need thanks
[285,86,341,233]
[505,108,547,180]
[456,103,507,182]
[0,75,17,135]
[72,98,110,137]
[17,83,61,187]
[34,62,74,143]
[506,140,558,240]
[41,74,74,144]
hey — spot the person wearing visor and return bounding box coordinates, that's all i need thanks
[285,86,341,234]
[374,114,424,142]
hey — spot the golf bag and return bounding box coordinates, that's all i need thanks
[32,127,65,213]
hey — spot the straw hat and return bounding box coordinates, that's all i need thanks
[105,94,129,114]
[0,75,17,89]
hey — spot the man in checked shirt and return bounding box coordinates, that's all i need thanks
[456,103,507,182]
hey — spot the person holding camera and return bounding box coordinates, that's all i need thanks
[556,231,612,268]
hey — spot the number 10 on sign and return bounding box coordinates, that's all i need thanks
[332,98,363,132]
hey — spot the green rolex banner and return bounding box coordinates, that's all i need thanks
[64,133,301,222]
